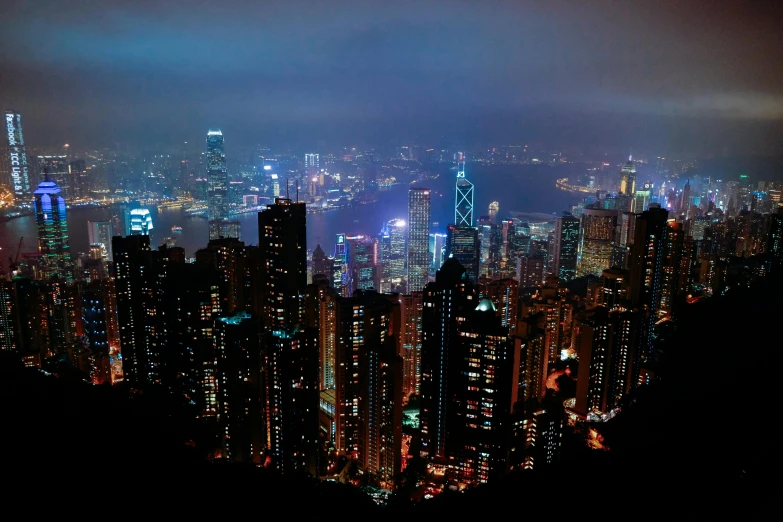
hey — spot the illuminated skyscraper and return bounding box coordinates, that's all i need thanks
[620,157,636,196]
[628,204,669,382]
[455,162,474,227]
[399,292,423,399]
[407,188,431,292]
[34,178,73,281]
[552,212,580,281]
[207,129,233,240]
[4,110,31,200]
[446,224,480,284]
[258,196,307,331]
[380,218,407,293]
[347,235,380,294]
[577,208,618,277]
[215,312,264,464]
[127,208,154,236]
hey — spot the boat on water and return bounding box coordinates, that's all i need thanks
[171,225,183,233]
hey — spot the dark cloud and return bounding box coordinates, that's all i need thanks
[1,0,781,153]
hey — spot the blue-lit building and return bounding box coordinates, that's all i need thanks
[34,179,73,281]
[127,208,153,236]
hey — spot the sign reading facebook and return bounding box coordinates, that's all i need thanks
[6,111,31,199]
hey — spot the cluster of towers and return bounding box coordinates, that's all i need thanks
[2,135,783,493]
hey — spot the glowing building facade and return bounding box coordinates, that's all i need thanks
[207,129,235,240]
[577,208,618,277]
[34,179,73,281]
[455,162,474,227]
[4,110,31,200]
[407,188,431,292]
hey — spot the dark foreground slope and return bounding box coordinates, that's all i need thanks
[1,282,778,519]
[384,282,779,520]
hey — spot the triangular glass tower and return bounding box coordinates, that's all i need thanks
[454,162,474,226]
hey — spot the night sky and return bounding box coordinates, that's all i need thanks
[1,0,782,153]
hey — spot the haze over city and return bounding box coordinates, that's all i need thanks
[2,0,783,153]
[0,1,780,519]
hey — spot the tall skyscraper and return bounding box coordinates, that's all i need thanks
[347,235,380,294]
[445,224,480,284]
[407,188,431,292]
[4,110,31,200]
[399,292,423,399]
[380,218,407,293]
[577,208,619,277]
[215,312,264,464]
[455,162,474,227]
[420,258,477,460]
[207,129,233,240]
[34,178,73,281]
[258,196,307,331]
[87,221,115,262]
[334,290,402,487]
[552,212,580,281]
[627,204,669,381]
[620,158,636,196]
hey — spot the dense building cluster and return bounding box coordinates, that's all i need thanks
[1,118,782,497]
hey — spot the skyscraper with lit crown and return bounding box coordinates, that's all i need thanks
[34,178,73,281]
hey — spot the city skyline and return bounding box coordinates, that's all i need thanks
[0,1,780,516]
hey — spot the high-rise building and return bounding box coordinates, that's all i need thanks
[399,292,423,399]
[207,129,233,240]
[420,258,477,460]
[127,208,153,236]
[263,328,320,476]
[450,298,516,485]
[37,156,70,200]
[304,153,319,170]
[627,204,669,382]
[577,208,618,277]
[380,218,407,293]
[573,307,641,420]
[619,158,636,196]
[429,232,447,274]
[633,182,652,213]
[215,312,264,464]
[34,179,73,281]
[407,188,431,292]
[445,224,480,284]
[552,212,580,281]
[455,162,474,227]
[257,196,307,331]
[88,221,114,261]
[4,110,31,200]
[311,244,332,286]
[347,235,380,294]
[334,290,403,487]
